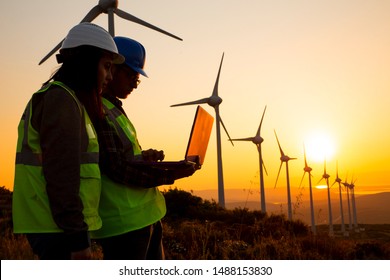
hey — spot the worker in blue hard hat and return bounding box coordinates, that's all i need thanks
[92,36,197,259]
[12,22,124,260]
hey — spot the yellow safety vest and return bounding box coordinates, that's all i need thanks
[12,81,102,233]
[90,97,166,239]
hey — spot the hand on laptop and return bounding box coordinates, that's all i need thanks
[172,163,197,180]
[142,149,165,162]
[172,156,202,180]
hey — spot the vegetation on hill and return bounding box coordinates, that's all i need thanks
[162,187,390,260]
[1,186,389,259]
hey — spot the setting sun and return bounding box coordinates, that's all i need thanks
[304,131,336,163]
[315,185,328,189]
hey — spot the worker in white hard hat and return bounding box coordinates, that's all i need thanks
[12,22,124,260]
[91,36,198,259]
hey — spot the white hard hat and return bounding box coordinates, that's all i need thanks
[60,22,124,64]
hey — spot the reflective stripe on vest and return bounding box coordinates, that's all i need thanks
[102,98,142,155]
[12,81,102,233]
[90,98,166,239]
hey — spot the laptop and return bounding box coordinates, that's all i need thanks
[133,105,214,170]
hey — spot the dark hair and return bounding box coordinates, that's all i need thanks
[44,45,104,125]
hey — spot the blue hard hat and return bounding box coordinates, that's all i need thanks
[113,36,148,77]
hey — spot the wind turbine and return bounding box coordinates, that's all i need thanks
[299,144,316,234]
[331,162,347,236]
[171,53,234,208]
[317,160,333,235]
[39,0,182,65]
[349,177,359,232]
[230,106,268,213]
[274,130,297,221]
[342,176,353,231]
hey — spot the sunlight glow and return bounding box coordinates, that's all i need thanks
[304,131,335,163]
[315,185,328,189]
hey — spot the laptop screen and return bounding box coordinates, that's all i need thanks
[185,106,214,165]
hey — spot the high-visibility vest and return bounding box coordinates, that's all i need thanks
[12,81,102,233]
[90,97,166,239]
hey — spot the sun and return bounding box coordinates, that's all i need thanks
[304,131,336,163]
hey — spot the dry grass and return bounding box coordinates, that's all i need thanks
[162,221,390,260]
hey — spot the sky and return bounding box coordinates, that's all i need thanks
[1,0,390,207]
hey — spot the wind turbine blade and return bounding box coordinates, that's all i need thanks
[230,137,254,141]
[39,40,64,65]
[262,161,268,176]
[256,105,267,137]
[219,116,234,146]
[211,53,224,97]
[170,98,210,107]
[274,162,283,188]
[114,8,183,41]
[274,130,285,156]
[317,177,324,185]
[303,143,309,167]
[299,172,306,188]
[342,173,349,185]
[80,5,103,23]
[39,5,104,65]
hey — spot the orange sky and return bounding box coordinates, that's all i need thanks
[1,1,390,207]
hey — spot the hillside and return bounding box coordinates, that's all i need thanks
[194,190,390,224]
[1,187,390,260]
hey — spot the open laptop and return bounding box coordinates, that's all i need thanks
[133,105,214,170]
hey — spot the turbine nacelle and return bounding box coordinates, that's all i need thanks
[342,182,350,188]
[253,135,264,145]
[280,155,296,162]
[232,106,266,146]
[301,143,312,174]
[99,0,118,11]
[208,95,223,107]
[349,178,357,189]
[303,166,312,173]
[331,176,343,187]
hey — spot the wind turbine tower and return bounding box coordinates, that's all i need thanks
[274,130,297,221]
[332,162,347,236]
[39,0,182,64]
[342,178,353,231]
[171,53,234,208]
[299,144,316,234]
[350,178,359,232]
[318,161,333,235]
[231,106,268,213]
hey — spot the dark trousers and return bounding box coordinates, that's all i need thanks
[26,233,74,260]
[98,221,164,260]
